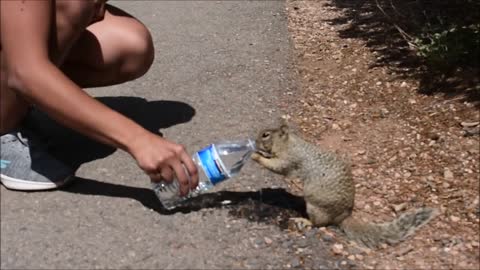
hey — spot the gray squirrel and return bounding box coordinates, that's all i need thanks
[251,121,439,248]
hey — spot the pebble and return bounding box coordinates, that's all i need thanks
[332,243,344,255]
[321,234,334,243]
[297,238,309,248]
[305,229,317,238]
[290,258,302,268]
[254,238,264,248]
[264,237,273,245]
[392,202,407,213]
[282,240,294,249]
[355,254,364,260]
[444,169,454,180]
[357,149,366,155]
[450,215,460,222]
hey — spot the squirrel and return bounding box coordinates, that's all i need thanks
[251,121,439,248]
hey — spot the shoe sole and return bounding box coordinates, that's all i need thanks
[0,174,73,191]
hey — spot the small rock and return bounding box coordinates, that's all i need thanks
[357,150,366,155]
[460,121,479,127]
[305,229,317,238]
[282,240,294,249]
[353,169,365,176]
[290,258,302,268]
[395,245,414,256]
[450,215,460,222]
[355,254,364,260]
[297,238,309,248]
[332,243,344,255]
[347,255,355,261]
[444,169,454,180]
[253,238,266,249]
[321,233,334,243]
[391,203,407,213]
[400,82,408,88]
[264,237,273,245]
[332,123,341,130]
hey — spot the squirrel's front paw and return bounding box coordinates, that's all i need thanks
[251,152,262,162]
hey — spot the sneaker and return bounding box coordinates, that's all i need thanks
[0,129,74,191]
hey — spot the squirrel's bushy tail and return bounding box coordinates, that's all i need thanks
[339,207,439,248]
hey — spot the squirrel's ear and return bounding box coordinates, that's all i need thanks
[280,123,289,136]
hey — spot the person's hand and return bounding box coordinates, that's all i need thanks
[129,131,199,196]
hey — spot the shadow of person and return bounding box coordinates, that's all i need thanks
[62,177,307,228]
[26,96,195,169]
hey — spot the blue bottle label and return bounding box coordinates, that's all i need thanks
[197,144,227,185]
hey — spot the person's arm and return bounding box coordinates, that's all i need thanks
[0,0,198,195]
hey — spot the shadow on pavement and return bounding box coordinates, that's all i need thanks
[27,96,196,169]
[63,177,307,228]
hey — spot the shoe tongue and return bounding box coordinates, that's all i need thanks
[0,133,20,144]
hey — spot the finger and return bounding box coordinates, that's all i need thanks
[149,172,163,183]
[159,167,174,182]
[171,161,190,196]
[180,152,199,190]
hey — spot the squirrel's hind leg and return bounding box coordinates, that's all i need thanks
[306,202,333,227]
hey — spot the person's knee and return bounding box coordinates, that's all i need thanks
[120,24,155,81]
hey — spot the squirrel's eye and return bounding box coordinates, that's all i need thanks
[262,132,271,139]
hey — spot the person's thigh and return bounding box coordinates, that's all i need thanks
[62,4,155,87]
[0,0,97,133]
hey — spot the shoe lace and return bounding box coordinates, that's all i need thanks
[15,132,29,146]
[14,129,52,151]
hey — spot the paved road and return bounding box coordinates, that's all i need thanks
[1,1,334,269]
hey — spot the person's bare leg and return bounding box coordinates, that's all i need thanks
[61,4,154,88]
[0,1,96,134]
[0,3,154,133]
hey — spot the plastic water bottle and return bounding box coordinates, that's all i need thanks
[152,139,256,210]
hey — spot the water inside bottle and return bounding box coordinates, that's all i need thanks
[215,140,255,177]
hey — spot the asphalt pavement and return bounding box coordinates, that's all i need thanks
[1,2,335,269]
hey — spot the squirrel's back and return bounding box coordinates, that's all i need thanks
[287,133,355,220]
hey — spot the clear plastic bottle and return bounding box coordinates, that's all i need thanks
[152,139,256,210]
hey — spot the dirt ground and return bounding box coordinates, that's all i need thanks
[282,0,480,269]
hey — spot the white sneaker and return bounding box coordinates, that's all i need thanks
[0,129,74,191]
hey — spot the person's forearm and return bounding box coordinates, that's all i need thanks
[12,60,148,154]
